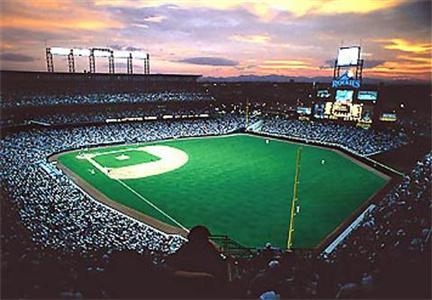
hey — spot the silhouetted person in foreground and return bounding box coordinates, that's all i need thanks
[165,225,227,297]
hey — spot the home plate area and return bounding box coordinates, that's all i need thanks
[83,145,189,180]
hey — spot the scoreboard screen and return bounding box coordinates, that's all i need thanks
[317,90,331,98]
[358,91,378,101]
[335,90,354,102]
[361,106,374,123]
[297,107,312,115]
[380,113,397,122]
[337,46,360,66]
[314,103,325,118]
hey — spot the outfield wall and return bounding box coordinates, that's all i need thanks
[246,130,404,178]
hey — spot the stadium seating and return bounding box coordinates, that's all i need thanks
[1,91,215,108]
[2,150,430,298]
[258,116,407,156]
[1,102,429,298]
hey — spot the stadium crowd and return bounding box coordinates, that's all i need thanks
[1,117,242,250]
[29,107,211,126]
[324,152,432,298]
[1,91,215,108]
[259,116,407,155]
[1,115,429,298]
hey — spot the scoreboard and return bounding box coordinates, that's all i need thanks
[319,89,378,124]
[295,45,378,126]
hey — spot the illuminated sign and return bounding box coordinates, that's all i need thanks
[317,90,331,98]
[314,103,325,118]
[358,91,378,101]
[332,72,361,89]
[337,46,360,66]
[296,107,312,115]
[380,113,397,122]
[50,47,70,56]
[335,90,354,102]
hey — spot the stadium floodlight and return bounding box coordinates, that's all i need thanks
[93,49,112,57]
[73,48,90,56]
[46,45,149,74]
[337,46,360,66]
[50,47,71,56]
[133,51,148,59]
[114,50,131,58]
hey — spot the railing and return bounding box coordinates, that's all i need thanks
[210,235,256,259]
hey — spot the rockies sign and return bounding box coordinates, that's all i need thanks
[332,72,361,89]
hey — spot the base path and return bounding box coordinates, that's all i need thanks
[87,145,189,180]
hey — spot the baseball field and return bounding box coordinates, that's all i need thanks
[54,134,389,249]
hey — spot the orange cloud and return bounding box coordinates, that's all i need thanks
[397,55,431,64]
[293,0,403,16]
[0,42,15,51]
[0,16,120,31]
[230,34,270,44]
[263,60,310,65]
[259,59,317,70]
[94,0,404,20]
[378,39,432,53]
[366,60,431,79]
[1,0,123,32]
[1,16,122,31]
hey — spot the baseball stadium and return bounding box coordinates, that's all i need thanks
[51,133,389,250]
[1,1,431,299]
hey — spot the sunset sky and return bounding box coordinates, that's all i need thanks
[0,0,430,80]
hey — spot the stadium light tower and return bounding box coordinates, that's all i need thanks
[68,49,75,73]
[45,46,150,74]
[134,52,150,74]
[127,53,133,74]
[89,47,115,74]
[109,51,115,74]
[145,53,150,74]
[46,47,73,72]
[46,48,54,72]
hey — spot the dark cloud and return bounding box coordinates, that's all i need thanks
[107,5,260,43]
[107,45,144,52]
[2,28,67,42]
[390,0,431,31]
[305,0,431,43]
[178,56,238,66]
[109,44,124,50]
[319,59,335,69]
[363,60,386,68]
[0,52,35,62]
[235,64,257,71]
[125,46,142,51]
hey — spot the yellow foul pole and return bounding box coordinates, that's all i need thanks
[287,146,302,250]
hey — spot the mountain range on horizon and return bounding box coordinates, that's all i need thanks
[199,74,430,85]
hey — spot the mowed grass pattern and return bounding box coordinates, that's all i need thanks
[58,134,387,248]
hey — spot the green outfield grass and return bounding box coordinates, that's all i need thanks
[57,134,388,249]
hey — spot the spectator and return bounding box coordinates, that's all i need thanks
[165,225,227,297]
